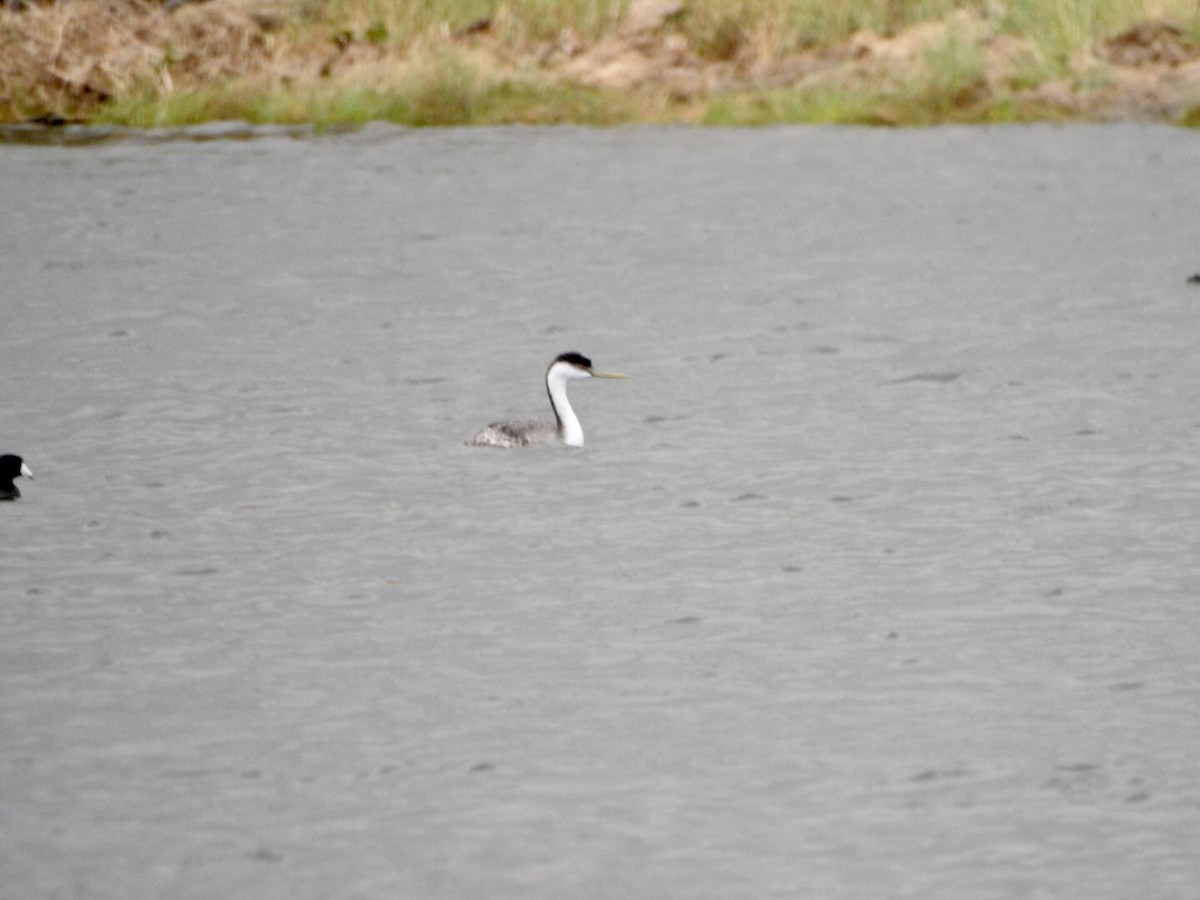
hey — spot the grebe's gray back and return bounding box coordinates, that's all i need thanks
[467,352,626,448]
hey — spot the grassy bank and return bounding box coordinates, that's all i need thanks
[2,0,1199,128]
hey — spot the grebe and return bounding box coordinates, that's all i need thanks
[0,454,32,501]
[467,352,626,448]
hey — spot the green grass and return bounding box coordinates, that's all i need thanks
[97,64,650,129]
[291,0,626,46]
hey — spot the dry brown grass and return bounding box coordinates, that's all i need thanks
[0,0,287,120]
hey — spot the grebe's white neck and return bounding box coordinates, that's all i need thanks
[546,360,591,447]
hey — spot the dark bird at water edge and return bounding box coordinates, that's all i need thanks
[0,454,32,500]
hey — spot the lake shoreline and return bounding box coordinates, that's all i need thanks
[2,0,1199,128]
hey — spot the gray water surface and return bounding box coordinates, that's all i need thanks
[2,124,1200,899]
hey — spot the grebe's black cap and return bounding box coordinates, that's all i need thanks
[555,352,593,369]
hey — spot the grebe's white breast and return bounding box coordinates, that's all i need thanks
[466,352,625,449]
